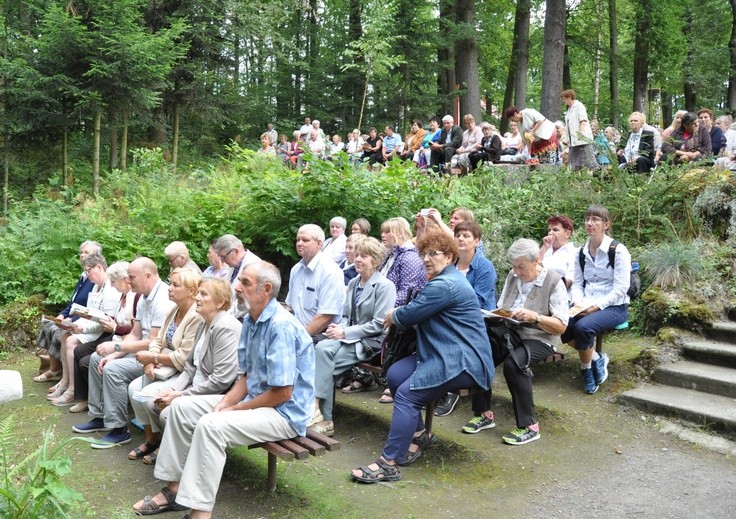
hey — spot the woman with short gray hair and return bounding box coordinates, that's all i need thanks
[463,238,568,444]
[321,216,348,264]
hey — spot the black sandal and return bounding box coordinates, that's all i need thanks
[134,486,189,516]
[142,449,159,465]
[351,457,401,484]
[398,430,437,466]
[128,440,161,461]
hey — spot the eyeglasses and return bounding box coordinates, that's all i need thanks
[218,249,235,261]
[84,265,96,274]
[583,217,605,224]
[420,250,445,259]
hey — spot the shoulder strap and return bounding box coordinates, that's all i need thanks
[607,240,619,269]
[578,246,585,275]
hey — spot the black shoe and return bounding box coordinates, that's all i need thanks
[434,393,460,417]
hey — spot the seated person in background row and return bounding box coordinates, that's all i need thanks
[276,134,291,162]
[539,214,576,301]
[284,224,345,342]
[214,233,261,318]
[350,217,371,236]
[73,257,175,448]
[361,127,383,165]
[502,120,523,155]
[400,119,427,161]
[466,238,568,445]
[346,129,364,165]
[715,115,736,169]
[307,129,326,159]
[660,112,712,165]
[698,108,724,156]
[132,262,315,519]
[417,116,442,169]
[430,115,463,173]
[378,126,402,164]
[328,134,345,158]
[311,237,396,437]
[286,130,305,169]
[451,114,484,173]
[136,278,241,464]
[202,238,232,280]
[34,241,99,383]
[165,241,202,279]
[468,122,502,171]
[257,133,276,155]
[617,112,655,173]
[340,234,360,286]
[562,205,630,395]
[321,216,348,265]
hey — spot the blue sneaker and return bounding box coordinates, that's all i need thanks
[90,428,131,449]
[72,418,110,434]
[581,367,599,394]
[593,352,610,386]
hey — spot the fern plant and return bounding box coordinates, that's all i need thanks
[0,415,87,518]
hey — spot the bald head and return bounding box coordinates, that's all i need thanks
[128,257,160,295]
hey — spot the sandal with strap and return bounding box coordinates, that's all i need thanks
[134,486,188,516]
[378,388,394,404]
[398,430,437,466]
[142,448,159,465]
[341,380,379,394]
[129,440,161,461]
[351,457,401,484]
[34,370,62,383]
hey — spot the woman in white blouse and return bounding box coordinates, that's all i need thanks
[538,215,576,301]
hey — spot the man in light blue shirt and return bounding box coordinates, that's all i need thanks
[132,261,315,518]
[285,224,345,340]
[380,126,402,164]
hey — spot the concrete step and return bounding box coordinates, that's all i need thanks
[705,321,736,344]
[654,360,736,399]
[619,385,736,432]
[682,339,736,368]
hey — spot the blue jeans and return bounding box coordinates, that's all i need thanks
[561,304,628,350]
[381,355,476,462]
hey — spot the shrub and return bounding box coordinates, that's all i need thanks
[638,241,705,289]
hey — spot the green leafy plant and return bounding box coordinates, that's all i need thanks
[0,416,87,518]
[638,241,705,289]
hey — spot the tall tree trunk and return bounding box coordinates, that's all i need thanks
[2,134,8,217]
[63,130,68,185]
[609,0,619,126]
[683,8,696,111]
[306,0,319,114]
[500,0,531,133]
[293,5,303,114]
[437,0,456,115]
[728,0,736,109]
[345,0,363,127]
[632,0,651,113]
[661,90,672,128]
[172,103,180,173]
[540,0,566,120]
[455,0,481,121]
[120,113,128,172]
[594,10,602,122]
[563,41,571,90]
[93,109,101,196]
[109,111,119,171]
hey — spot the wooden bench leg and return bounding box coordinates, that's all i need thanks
[425,401,435,434]
[595,333,603,354]
[267,453,277,493]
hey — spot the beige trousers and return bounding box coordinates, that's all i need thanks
[154,394,297,512]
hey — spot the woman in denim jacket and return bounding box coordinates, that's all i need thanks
[350,230,493,484]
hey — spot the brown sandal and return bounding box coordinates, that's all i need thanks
[134,486,188,515]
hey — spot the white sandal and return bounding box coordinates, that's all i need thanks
[33,370,61,383]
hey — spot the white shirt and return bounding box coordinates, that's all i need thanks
[571,235,631,310]
[285,252,345,330]
[542,242,576,301]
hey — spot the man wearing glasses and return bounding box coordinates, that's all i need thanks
[214,234,261,318]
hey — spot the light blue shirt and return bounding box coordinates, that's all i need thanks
[285,252,345,329]
[383,133,399,153]
[239,299,315,436]
[571,235,631,310]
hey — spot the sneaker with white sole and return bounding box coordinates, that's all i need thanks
[581,367,598,394]
[593,352,609,386]
[434,393,460,417]
[90,428,131,449]
[502,426,540,445]
[462,415,496,434]
[72,418,110,434]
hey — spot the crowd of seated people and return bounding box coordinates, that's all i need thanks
[32,200,636,513]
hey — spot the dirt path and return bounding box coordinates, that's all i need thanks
[3,339,735,518]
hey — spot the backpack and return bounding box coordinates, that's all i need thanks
[578,240,641,300]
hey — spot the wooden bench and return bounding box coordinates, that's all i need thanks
[248,430,340,493]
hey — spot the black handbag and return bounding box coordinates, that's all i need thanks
[484,317,532,376]
[380,286,421,375]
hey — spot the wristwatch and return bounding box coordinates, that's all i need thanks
[114,342,122,352]
[535,314,543,324]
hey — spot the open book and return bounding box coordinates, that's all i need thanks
[569,304,595,318]
[70,303,108,323]
[482,308,523,325]
[41,315,76,332]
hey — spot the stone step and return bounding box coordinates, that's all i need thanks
[704,321,736,344]
[654,360,736,399]
[619,385,736,432]
[682,339,736,368]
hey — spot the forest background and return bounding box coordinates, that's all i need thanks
[1,0,736,337]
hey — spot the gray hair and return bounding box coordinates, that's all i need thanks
[164,241,190,259]
[507,238,540,262]
[247,261,282,297]
[298,224,325,243]
[80,241,102,255]
[442,115,454,124]
[214,234,243,254]
[82,252,107,271]
[107,261,130,281]
[329,216,347,229]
